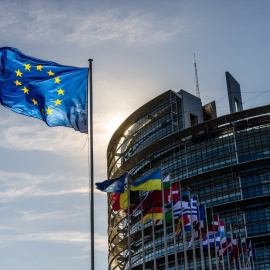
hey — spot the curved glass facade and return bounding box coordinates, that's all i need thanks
[107,90,270,270]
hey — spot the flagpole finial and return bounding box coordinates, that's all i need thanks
[88,59,93,62]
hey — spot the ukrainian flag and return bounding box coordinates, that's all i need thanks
[130,169,161,191]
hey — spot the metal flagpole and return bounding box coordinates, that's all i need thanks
[151,206,157,270]
[211,207,219,270]
[169,174,178,269]
[248,242,253,270]
[188,188,197,270]
[127,176,132,270]
[161,170,169,270]
[140,203,145,270]
[224,222,231,270]
[253,243,258,270]
[88,59,94,270]
[236,213,246,270]
[232,225,241,270]
[197,197,205,270]
[179,182,188,269]
[217,215,225,270]
[230,223,237,270]
[240,214,248,270]
[204,204,213,270]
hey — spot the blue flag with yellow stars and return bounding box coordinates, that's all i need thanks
[96,174,126,193]
[0,47,88,133]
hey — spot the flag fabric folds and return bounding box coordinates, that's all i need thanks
[246,241,256,269]
[154,208,171,225]
[217,237,229,261]
[111,190,139,211]
[198,203,206,226]
[141,182,179,209]
[187,204,206,248]
[175,216,183,238]
[203,232,223,248]
[140,207,163,224]
[0,47,88,133]
[96,174,126,193]
[130,169,161,191]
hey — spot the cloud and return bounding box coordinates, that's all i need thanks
[0,1,185,47]
[16,210,73,222]
[0,110,122,178]
[0,231,107,252]
[0,114,87,156]
[0,170,93,202]
[67,10,183,47]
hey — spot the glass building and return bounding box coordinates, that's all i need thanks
[107,72,270,269]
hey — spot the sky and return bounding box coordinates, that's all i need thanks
[0,0,270,269]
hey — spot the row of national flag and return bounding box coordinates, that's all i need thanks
[96,169,256,268]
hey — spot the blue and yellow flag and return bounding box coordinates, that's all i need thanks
[0,47,88,133]
[130,169,161,191]
[96,173,126,193]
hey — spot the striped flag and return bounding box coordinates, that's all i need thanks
[203,232,222,248]
[140,207,163,224]
[246,241,256,269]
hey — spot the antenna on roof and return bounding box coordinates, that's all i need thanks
[194,53,200,99]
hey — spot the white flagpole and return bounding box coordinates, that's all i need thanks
[230,223,237,270]
[179,182,188,269]
[224,221,231,270]
[211,208,219,270]
[204,204,213,270]
[161,169,169,270]
[232,226,241,269]
[169,175,178,269]
[237,213,246,270]
[197,197,205,270]
[140,203,145,270]
[217,215,225,270]
[127,176,131,269]
[242,237,247,270]
[247,241,251,270]
[151,206,157,270]
[188,188,197,270]
[253,243,258,270]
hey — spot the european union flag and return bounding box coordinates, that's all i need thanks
[0,47,88,133]
[96,174,126,193]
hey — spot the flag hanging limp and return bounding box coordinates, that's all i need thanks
[111,190,140,211]
[140,207,163,224]
[0,47,88,133]
[96,174,126,193]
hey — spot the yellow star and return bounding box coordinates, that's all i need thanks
[54,99,62,106]
[55,77,61,84]
[113,184,115,186]
[57,88,65,95]
[41,107,44,114]
[31,98,38,105]
[15,69,23,77]
[46,107,53,115]
[21,86,29,94]
[36,65,43,71]
[47,70,54,76]
[24,63,31,71]
[110,187,112,189]
[14,80,22,86]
